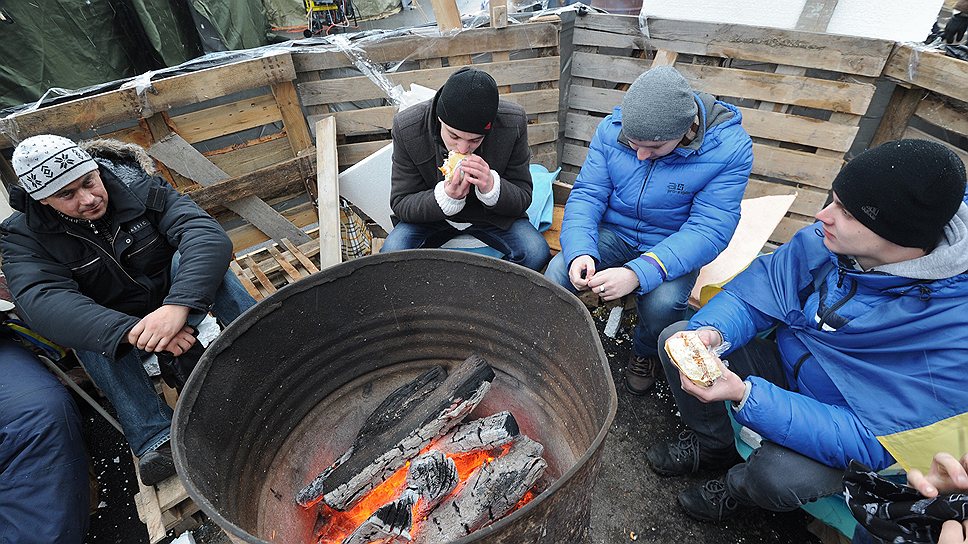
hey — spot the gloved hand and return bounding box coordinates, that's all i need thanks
[943,13,968,44]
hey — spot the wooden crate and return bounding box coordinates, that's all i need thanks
[293,21,561,172]
[561,14,895,244]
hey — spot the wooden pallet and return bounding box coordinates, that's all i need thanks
[134,466,201,544]
[231,236,322,300]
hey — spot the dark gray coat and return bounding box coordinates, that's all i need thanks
[0,153,233,359]
[389,96,533,230]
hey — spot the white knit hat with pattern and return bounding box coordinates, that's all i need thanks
[12,135,99,200]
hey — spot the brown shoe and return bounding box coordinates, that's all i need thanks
[625,353,659,395]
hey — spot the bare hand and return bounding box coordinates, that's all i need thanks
[568,255,596,290]
[444,157,472,199]
[939,520,968,544]
[693,329,724,352]
[678,356,747,403]
[587,267,639,301]
[907,452,968,498]
[457,155,493,193]
[127,304,192,353]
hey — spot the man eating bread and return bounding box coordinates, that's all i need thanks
[380,67,550,271]
[648,140,968,526]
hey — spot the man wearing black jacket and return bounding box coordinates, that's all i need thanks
[381,67,550,271]
[1,135,255,486]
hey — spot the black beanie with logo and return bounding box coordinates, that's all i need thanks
[832,139,966,249]
[435,67,499,135]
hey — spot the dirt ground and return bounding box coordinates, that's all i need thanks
[81,306,824,544]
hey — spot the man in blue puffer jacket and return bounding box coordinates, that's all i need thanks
[545,66,753,395]
[648,140,968,524]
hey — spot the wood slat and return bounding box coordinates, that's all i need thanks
[283,238,320,274]
[298,57,560,107]
[315,116,342,270]
[169,94,283,144]
[267,245,304,282]
[570,51,875,115]
[188,151,315,211]
[0,52,296,148]
[884,44,968,104]
[292,23,559,72]
[206,135,295,177]
[230,260,264,300]
[272,80,315,154]
[915,95,968,138]
[771,215,813,244]
[527,122,558,145]
[243,256,278,294]
[744,178,828,217]
[562,142,589,169]
[902,127,968,166]
[573,14,893,77]
[564,112,603,143]
[751,143,842,190]
[227,202,319,252]
[567,84,857,152]
[338,140,393,167]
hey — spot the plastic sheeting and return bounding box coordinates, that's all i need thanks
[0,0,271,110]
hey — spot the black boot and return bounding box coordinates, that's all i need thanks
[646,430,742,476]
[138,442,176,487]
[625,354,660,395]
[678,478,749,522]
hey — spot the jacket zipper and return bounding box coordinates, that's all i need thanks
[126,235,160,258]
[635,161,657,243]
[817,271,857,330]
[66,230,151,294]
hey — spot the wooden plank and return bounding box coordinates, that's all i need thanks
[271,80,315,154]
[206,135,294,177]
[568,85,857,152]
[490,0,508,29]
[564,112,603,143]
[771,215,813,244]
[884,44,968,103]
[298,57,560,106]
[168,94,282,145]
[243,256,278,294]
[0,53,297,148]
[432,0,463,32]
[227,202,319,251]
[316,117,342,269]
[744,178,828,217]
[573,14,893,77]
[154,478,189,512]
[869,85,928,147]
[528,122,558,145]
[562,142,589,169]
[570,51,876,115]
[148,133,312,245]
[291,23,558,72]
[230,260,263,300]
[915,94,968,138]
[314,89,561,137]
[188,150,315,211]
[796,0,839,32]
[134,474,167,543]
[338,140,392,167]
[283,238,320,274]
[560,170,579,185]
[267,245,304,282]
[751,143,843,190]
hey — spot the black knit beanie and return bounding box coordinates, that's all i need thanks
[435,67,499,134]
[832,139,966,249]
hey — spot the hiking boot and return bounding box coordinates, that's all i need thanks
[678,478,748,522]
[138,442,176,487]
[625,353,659,395]
[646,430,742,476]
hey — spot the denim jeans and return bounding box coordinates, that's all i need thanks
[658,321,845,511]
[381,218,551,271]
[75,264,255,456]
[545,227,698,357]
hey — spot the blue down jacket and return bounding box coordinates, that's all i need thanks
[560,93,753,294]
[690,222,968,471]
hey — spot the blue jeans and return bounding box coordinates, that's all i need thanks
[0,339,89,543]
[75,265,255,456]
[544,227,698,357]
[381,218,551,271]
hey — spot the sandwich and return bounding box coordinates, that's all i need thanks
[663,331,722,387]
[439,150,467,182]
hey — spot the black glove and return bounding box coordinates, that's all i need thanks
[943,13,968,44]
[157,340,206,392]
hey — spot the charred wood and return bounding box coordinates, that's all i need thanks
[407,451,459,517]
[297,354,495,511]
[413,437,547,544]
[433,412,519,456]
[341,498,414,544]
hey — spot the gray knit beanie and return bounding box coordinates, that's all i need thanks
[621,66,698,142]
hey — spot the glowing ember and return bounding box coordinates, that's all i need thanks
[313,444,519,544]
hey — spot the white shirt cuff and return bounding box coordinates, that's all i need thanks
[732,380,753,412]
[475,170,501,207]
[434,181,466,216]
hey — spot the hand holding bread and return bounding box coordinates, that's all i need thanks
[665,330,747,404]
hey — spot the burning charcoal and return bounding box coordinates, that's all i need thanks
[433,412,519,455]
[342,495,416,544]
[413,436,547,544]
[406,451,458,516]
[297,354,495,511]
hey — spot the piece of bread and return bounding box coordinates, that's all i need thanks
[438,150,467,181]
[664,331,722,387]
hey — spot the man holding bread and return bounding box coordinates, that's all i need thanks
[381,67,550,271]
[650,140,968,524]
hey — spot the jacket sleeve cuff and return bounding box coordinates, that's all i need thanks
[434,181,466,216]
[625,255,665,295]
[475,170,501,206]
[731,380,753,412]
